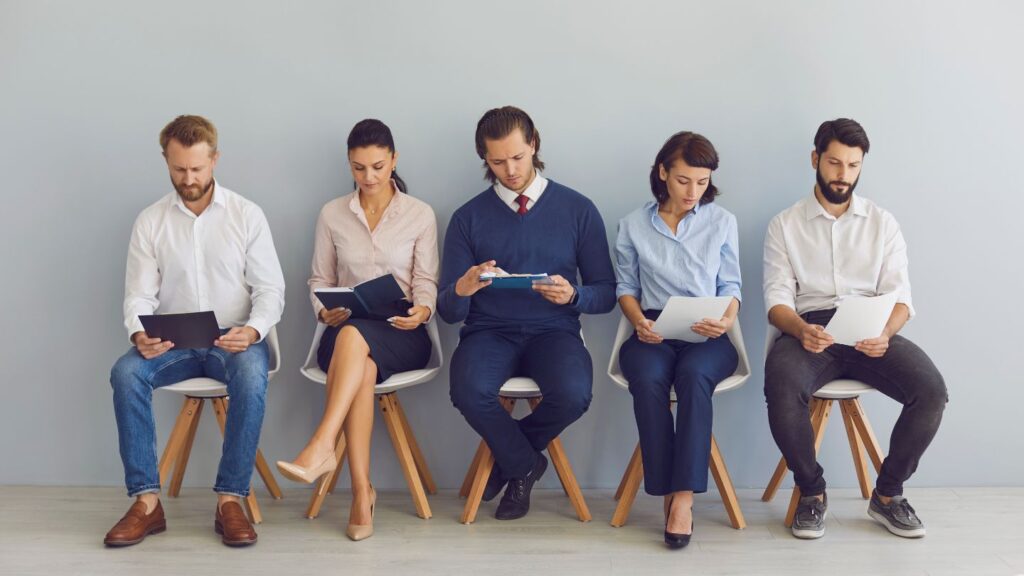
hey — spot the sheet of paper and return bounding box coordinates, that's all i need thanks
[824,292,898,346]
[652,296,732,343]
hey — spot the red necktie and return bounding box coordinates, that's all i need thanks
[515,195,529,215]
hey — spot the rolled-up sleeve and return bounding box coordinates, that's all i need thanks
[878,213,915,318]
[716,213,742,302]
[243,206,285,341]
[763,215,797,315]
[123,213,160,341]
[613,219,641,300]
[411,206,440,317]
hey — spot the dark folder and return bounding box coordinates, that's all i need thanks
[314,274,410,320]
[138,311,221,350]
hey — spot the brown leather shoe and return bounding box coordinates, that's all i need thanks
[214,501,257,547]
[104,500,166,547]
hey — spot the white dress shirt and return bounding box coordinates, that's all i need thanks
[123,182,286,342]
[494,173,548,212]
[763,194,914,318]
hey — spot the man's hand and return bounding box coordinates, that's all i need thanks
[132,331,173,359]
[319,307,352,327]
[391,305,431,331]
[800,323,834,353]
[214,326,259,353]
[455,260,498,297]
[532,274,575,305]
[855,334,890,358]
[691,315,734,339]
[634,318,664,344]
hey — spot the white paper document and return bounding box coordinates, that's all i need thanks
[652,296,732,343]
[823,292,898,346]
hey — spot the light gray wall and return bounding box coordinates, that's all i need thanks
[2,0,1021,493]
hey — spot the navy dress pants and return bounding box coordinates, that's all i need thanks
[450,327,593,479]
[619,319,737,496]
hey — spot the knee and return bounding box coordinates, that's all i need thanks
[543,382,592,419]
[225,351,268,399]
[110,353,145,395]
[763,374,808,412]
[914,371,948,415]
[628,377,670,407]
[449,378,498,416]
[336,325,368,352]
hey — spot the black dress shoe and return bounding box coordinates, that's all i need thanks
[495,452,548,520]
[483,463,507,502]
[664,520,693,549]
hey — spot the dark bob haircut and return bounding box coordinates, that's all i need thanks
[649,131,720,205]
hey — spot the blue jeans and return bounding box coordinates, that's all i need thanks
[110,340,269,497]
[619,310,738,495]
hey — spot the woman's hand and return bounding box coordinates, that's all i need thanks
[319,307,352,327]
[390,305,431,330]
[635,318,664,344]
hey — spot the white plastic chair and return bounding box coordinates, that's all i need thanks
[156,326,283,524]
[606,314,751,529]
[298,320,443,520]
[457,333,593,525]
[760,326,885,527]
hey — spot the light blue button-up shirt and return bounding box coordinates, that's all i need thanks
[614,200,742,311]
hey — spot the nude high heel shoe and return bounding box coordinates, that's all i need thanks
[275,453,337,484]
[346,485,376,541]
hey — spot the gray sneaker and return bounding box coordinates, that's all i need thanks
[868,490,926,538]
[792,493,827,539]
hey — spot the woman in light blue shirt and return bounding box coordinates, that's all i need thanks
[614,131,741,549]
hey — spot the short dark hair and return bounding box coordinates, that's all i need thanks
[649,131,720,205]
[474,106,545,183]
[347,118,407,193]
[814,118,870,156]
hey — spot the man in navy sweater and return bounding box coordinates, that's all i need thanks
[438,106,616,520]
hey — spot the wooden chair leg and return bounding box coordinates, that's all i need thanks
[709,434,746,529]
[615,443,643,502]
[763,397,823,502]
[168,398,204,497]
[158,397,201,487]
[847,397,885,473]
[254,449,283,500]
[392,394,437,495]
[840,399,872,499]
[305,428,347,519]
[460,440,495,524]
[459,441,487,498]
[545,436,592,522]
[379,394,432,519]
[610,442,644,527]
[211,398,261,524]
[784,399,833,527]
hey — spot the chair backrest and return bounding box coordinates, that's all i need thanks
[266,325,281,378]
[607,313,751,395]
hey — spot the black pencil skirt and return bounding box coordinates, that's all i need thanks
[317,319,431,383]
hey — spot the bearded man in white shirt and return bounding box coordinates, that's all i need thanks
[763,118,947,541]
[103,115,285,548]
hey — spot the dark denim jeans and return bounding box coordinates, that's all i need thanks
[764,309,947,497]
[110,340,269,497]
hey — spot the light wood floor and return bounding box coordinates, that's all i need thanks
[1,486,1020,575]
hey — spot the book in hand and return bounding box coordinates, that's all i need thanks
[314,274,411,320]
[138,311,221,350]
[479,271,556,289]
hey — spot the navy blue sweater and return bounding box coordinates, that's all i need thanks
[437,179,616,335]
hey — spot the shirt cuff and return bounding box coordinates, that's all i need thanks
[245,318,272,343]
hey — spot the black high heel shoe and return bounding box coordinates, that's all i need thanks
[664,494,693,549]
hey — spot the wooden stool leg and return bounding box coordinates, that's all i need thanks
[211,398,261,524]
[460,440,495,524]
[306,429,347,519]
[379,394,432,519]
[459,441,487,498]
[847,397,885,473]
[785,399,833,527]
[158,397,201,488]
[840,399,872,499]
[327,432,346,495]
[615,443,643,502]
[610,442,644,527]
[545,436,592,522]
[254,449,283,500]
[168,398,204,497]
[763,397,822,502]
[393,394,437,495]
[709,434,746,529]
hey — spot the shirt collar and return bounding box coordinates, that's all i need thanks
[347,179,404,216]
[803,192,865,221]
[494,173,547,207]
[172,180,226,215]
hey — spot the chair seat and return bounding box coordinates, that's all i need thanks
[300,365,442,394]
[499,377,543,398]
[161,378,228,398]
[814,379,875,399]
[608,372,748,399]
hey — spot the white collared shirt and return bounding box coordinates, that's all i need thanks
[123,182,286,341]
[763,194,914,318]
[493,172,548,212]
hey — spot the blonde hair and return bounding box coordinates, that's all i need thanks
[159,115,218,154]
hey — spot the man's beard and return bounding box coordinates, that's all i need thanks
[175,177,214,202]
[816,166,858,205]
